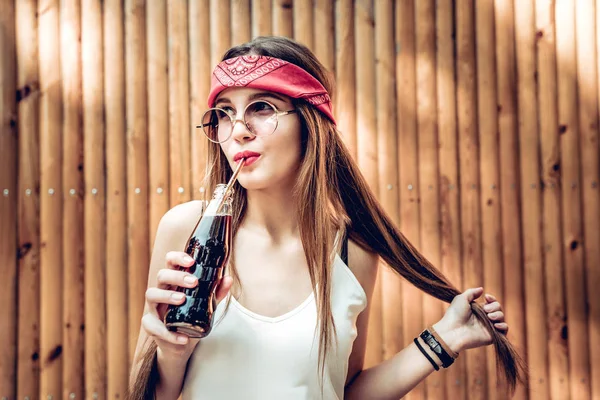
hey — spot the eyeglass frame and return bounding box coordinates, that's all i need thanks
[196,99,297,143]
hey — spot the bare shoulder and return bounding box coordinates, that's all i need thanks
[155,200,205,243]
[346,239,379,298]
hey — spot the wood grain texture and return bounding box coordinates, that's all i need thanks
[475,2,503,397]
[273,0,293,37]
[104,0,129,396]
[125,0,150,367]
[168,1,191,208]
[147,1,170,244]
[293,0,313,51]
[416,0,445,397]
[395,1,423,398]
[436,0,467,397]
[251,0,272,37]
[38,0,63,398]
[535,1,570,398]
[375,0,402,369]
[314,0,334,72]
[210,0,231,69]
[456,1,487,398]
[189,0,211,201]
[576,0,600,398]
[16,0,40,397]
[82,0,107,397]
[0,1,17,398]
[334,0,356,157]
[495,1,527,399]
[231,0,251,45]
[61,0,85,397]
[356,0,382,370]
[556,1,591,398]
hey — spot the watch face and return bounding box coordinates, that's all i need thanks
[427,338,437,348]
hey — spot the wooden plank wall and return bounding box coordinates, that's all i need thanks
[0,1,598,399]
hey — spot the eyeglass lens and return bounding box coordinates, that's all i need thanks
[202,101,279,143]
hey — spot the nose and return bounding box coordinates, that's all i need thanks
[230,117,254,143]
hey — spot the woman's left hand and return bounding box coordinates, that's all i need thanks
[432,287,508,354]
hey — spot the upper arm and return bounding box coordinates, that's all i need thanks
[130,201,205,365]
[344,239,379,387]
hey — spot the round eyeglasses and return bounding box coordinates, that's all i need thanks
[197,100,297,143]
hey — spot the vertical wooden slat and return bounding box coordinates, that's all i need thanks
[147,1,170,244]
[436,0,467,397]
[82,0,106,397]
[211,0,231,68]
[189,0,211,201]
[475,2,502,398]
[104,0,129,397]
[231,0,251,45]
[125,0,150,366]
[273,0,293,37]
[375,0,402,365]
[251,0,272,38]
[416,0,445,397]
[576,1,600,398]
[456,1,487,398]
[16,1,40,398]
[334,0,356,158]
[314,0,334,72]
[556,1,592,398]
[293,0,313,51]
[356,0,382,370]
[61,0,84,397]
[38,0,63,397]
[0,1,17,399]
[496,1,527,399]
[396,1,422,397]
[168,1,191,208]
[536,1,569,398]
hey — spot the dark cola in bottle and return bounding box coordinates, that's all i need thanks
[164,183,233,338]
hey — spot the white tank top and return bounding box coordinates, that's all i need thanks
[181,254,367,400]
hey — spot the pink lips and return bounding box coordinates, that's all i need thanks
[233,150,261,166]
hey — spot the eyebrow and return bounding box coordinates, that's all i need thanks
[215,92,289,105]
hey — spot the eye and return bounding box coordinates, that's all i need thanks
[216,107,234,120]
[247,101,276,117]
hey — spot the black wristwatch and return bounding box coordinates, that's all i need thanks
[420,329,455,368]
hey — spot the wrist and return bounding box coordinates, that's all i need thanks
[157,345,195,366]
[432,321,463,354]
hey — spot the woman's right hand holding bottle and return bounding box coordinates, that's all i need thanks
[141,251,233,359]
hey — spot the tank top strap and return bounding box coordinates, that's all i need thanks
[339,229,348,265]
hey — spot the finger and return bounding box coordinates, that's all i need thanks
[146,287,187,307]
[464,287,484,303]
[215,276,233,303]
[142,312,190,345]
[483,301,502,313]
[486,311,505,322]
[485,293,497,303]
[156,268,198,289]
[165,251,195,269]
[494,322,509,333]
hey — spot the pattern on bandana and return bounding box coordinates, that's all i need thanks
[213,56,289,87]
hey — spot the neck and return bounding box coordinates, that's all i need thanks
[241,185,299,242]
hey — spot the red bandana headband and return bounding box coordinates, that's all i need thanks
[207,55,336,125]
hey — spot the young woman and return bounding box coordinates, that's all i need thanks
[129,36,525,400]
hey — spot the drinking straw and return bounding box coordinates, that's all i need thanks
[216,159,244,213]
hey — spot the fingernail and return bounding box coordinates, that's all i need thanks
[184,275,197,285]
[171,292,185,301]
[183,255,194,264]
[177,335,188,344]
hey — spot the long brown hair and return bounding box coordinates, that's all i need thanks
[128,36,526,399]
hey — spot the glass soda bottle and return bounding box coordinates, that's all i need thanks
[164,183,233,338]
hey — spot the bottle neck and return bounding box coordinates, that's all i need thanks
[205,184,233,216]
